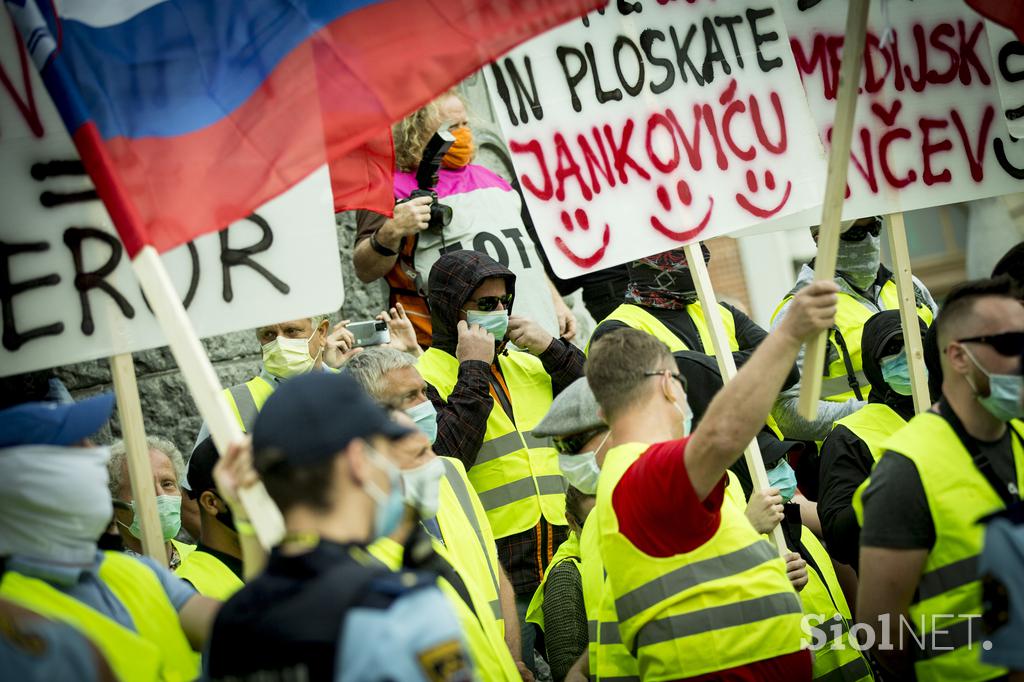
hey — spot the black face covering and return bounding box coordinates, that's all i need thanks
[211,493,236,533]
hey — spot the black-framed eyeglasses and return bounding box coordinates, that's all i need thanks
[841,217,882,242]
[643,369,687,391]
[958,331,1024,357]
[465,293,513,312]
[554,427,606,456]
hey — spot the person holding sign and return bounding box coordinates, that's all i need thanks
[856,277,1024,681]
[818,310,929,570]
[107,435,195,570]
[417,249,583,672]
[771,217,937,441]
[0,395,219,682]
[584,277,839,682]
[352,91,575,347]
[175,437,246,601]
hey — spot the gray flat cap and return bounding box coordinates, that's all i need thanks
[533,377,604,438]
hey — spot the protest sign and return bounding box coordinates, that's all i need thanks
[485,0,826,278]
[773,0,1023,227]
[0,31,343,378]
[985,21,1024,139]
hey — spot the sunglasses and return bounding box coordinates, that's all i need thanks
[643,369,688,392]
[466,294,513,312]
[841,218,882,242]
[958,331,1024,357]
[554,427,607,456]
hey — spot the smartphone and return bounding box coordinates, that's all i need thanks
[349,320,391,348]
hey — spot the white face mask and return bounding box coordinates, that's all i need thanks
[0,444,113,565]
[262,331,321,379]
[400,457,446,518]
[558,431,610,495]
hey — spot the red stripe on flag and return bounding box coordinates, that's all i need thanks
[91,0,602,256]
[966,0,1024,42]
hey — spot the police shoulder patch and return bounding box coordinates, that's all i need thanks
[417,638,469,682]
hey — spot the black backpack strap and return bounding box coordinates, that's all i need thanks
[830,326,864,401]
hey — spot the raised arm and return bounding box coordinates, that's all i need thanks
[351,198,432,283]
[685,281,839,499]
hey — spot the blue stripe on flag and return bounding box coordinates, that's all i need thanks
[48,0,380,139]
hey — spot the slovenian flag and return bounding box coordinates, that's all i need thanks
[4,0,602,257]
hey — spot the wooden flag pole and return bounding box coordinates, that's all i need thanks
[109,352,166,565]
[797,0,871,421]
[684,242,787,554]
[131,246,285,549]
[884,213,930,414]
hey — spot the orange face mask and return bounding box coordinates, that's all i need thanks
[442,127,474,168]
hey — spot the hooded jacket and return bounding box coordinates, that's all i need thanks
[817,310,930,567]
[427,250,517,356]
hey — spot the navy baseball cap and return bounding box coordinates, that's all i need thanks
[252,372,411,468]
[186,436,219,499]
[0,393,115,448]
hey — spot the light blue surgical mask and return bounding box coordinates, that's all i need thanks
[558,431,609,495]
[466,309,509,340]
[405,400,438,444]
[363,445,405,539]
[124,495,182,542]
[767,460,798,503]
[964,347,1024,422]
[880,352,914,396]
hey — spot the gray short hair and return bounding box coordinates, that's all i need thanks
[107,435,186,500]
[345,347,417,403]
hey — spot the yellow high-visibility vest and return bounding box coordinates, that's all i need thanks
[0,551,198,681]
[598,443,804,681]
[855,415,1023,681]
[832,403,908,462]
[525,531,581,631]
[771,281,933,403]
[587,302,738,355]
[223,376,275,432]
[417,349,566,538]
[176,549,244,601]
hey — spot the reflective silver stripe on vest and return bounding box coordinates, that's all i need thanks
[917,616,984,659]
[490,599,502,619]
[600,622,623,644]
[815,656,872,682]
[440,459,500,597]
[228,383,259,433]
[476,430,553,465]
[913,555,978,604]
[615,540,777,622]
[476,475,567,511]
[635,592,803,652]
[820,371,869,399]
[588,620,598,641]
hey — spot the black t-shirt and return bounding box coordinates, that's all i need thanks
[860,424,1020,550]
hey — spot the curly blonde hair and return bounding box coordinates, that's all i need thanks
[393,90,469,172]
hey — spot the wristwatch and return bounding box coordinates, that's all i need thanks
[370,229,398,257]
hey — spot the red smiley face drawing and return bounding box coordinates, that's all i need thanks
[649,179,714,241]
[735,169,792,218]
[554,208,611,268]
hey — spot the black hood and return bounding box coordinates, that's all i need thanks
[861,310,927,418]
[427,250,517,355]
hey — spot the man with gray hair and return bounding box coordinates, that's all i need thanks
[346,347,442,443]
[107,435,194,570]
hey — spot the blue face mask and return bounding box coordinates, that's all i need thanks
[363,446,405,539]
[466,309,509,340]
[880,352,914,396]
[767,460,798,503]
[964,347,1024,422]
[405,400,438,444]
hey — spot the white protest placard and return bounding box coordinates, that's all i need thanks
[985,21,1024,139]
[0,30,343,378]
[738,0,1024,237]
[485,0,826,278]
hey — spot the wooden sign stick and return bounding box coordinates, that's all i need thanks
[798,0,871,421]
[109,352,165,564]
[684,242,787,554]
[131,246,285,549]
[884,213,930,414]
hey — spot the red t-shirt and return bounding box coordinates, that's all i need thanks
[610,438,812,682]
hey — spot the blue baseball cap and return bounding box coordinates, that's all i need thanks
[252,372,411,468]
[0,393,115,448]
